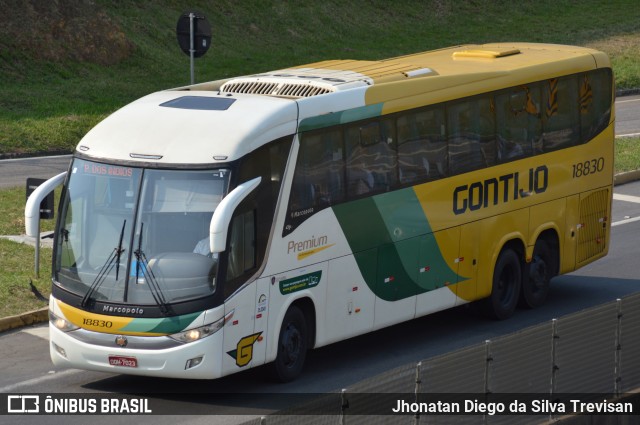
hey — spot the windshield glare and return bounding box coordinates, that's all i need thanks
[55,158,230,306]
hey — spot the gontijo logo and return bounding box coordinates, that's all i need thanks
[227,332,262,367]
[453,165,548,215]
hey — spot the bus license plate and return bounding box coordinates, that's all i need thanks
[108,355,138,368]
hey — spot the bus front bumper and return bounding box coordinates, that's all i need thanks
[49,324,224,379]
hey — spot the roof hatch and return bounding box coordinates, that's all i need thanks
[452,48,521,59]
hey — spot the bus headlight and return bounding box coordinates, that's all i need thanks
[49,310,79,332]
[169,316,225,343]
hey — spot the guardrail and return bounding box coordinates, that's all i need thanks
[241,291,640,425]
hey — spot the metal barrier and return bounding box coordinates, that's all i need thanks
[244,292,640,425]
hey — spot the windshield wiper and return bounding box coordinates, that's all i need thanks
[114,221,126,281]
[81,220,126,308]
[134,223,172,316]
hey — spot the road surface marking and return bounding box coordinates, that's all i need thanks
[616,132,640,138]
[0,369,82,393]
[613,193,640,203]
[612,216,640,227]
[612,194,640,227]
[22,325,49,340]
[616,98,640,104]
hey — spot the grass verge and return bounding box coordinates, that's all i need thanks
[615,137,640,173]
[0,239,50,317]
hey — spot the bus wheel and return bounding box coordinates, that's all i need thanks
[485,248,521,320]
[273,305,307,383]
[520,239,552,309]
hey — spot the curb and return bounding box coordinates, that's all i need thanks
[614,169,640,186]
[0,307,49,333]
[0,232,54,248]
[0,149,72,161]
[616,88,640,97]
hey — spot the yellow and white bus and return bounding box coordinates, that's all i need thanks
[26,43,614,381]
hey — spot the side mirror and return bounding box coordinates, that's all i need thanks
[209,176,261,253]
[25,172,67,237]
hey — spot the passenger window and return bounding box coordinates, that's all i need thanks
[289,129,345,212]
[397,106,447,184]
[268,137,292,200]
[345,118,397,197]
[448,96,496,175]
[580,69,612,143]
[496,85,542,162]
[226,209,256,293]
[542,76,580,151]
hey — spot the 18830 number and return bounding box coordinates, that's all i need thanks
[82,318,113,328]
[572,157,605,178]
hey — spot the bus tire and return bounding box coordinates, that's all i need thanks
[485,248,521,320]
[520,239,553,309]
[272,305,307,383]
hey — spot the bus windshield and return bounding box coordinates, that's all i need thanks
[54,158,230,307]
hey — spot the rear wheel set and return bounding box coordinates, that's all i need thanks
[485,238,557,320]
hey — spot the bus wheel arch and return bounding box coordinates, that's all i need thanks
[272,297,316,382]
[484,240,523,320]
[521,230,559,309]
[292,297,316,350]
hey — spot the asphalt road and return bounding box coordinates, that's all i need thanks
[0,155,71,190]
[1,180,639,424]
[616,94,640,137]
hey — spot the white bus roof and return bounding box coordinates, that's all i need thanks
[76,67,373,165]
[76,42,609,165]
[76,90,300,165]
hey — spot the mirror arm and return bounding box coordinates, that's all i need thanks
[209,176,261,253]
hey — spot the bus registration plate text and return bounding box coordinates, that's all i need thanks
[108,356,138,368]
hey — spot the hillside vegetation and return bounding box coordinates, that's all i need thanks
[1,0,639,156]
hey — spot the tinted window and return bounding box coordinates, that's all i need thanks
[345,119,397,197]
[448,95,496,175]
[397,106,447,184]
[289,129,345,212]
[542,76,580,151]
[226,209,256,289]
[496,84,543,162]
[579,69,612,142]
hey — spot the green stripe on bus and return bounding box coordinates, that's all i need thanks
[298,103,384,132]
[333,196,392,252]
[121,312,201,334]
[333,188,465,301]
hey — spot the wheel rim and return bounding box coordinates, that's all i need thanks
[281,323,301,368]
[498,263,517,306]
[529,254,548,293]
